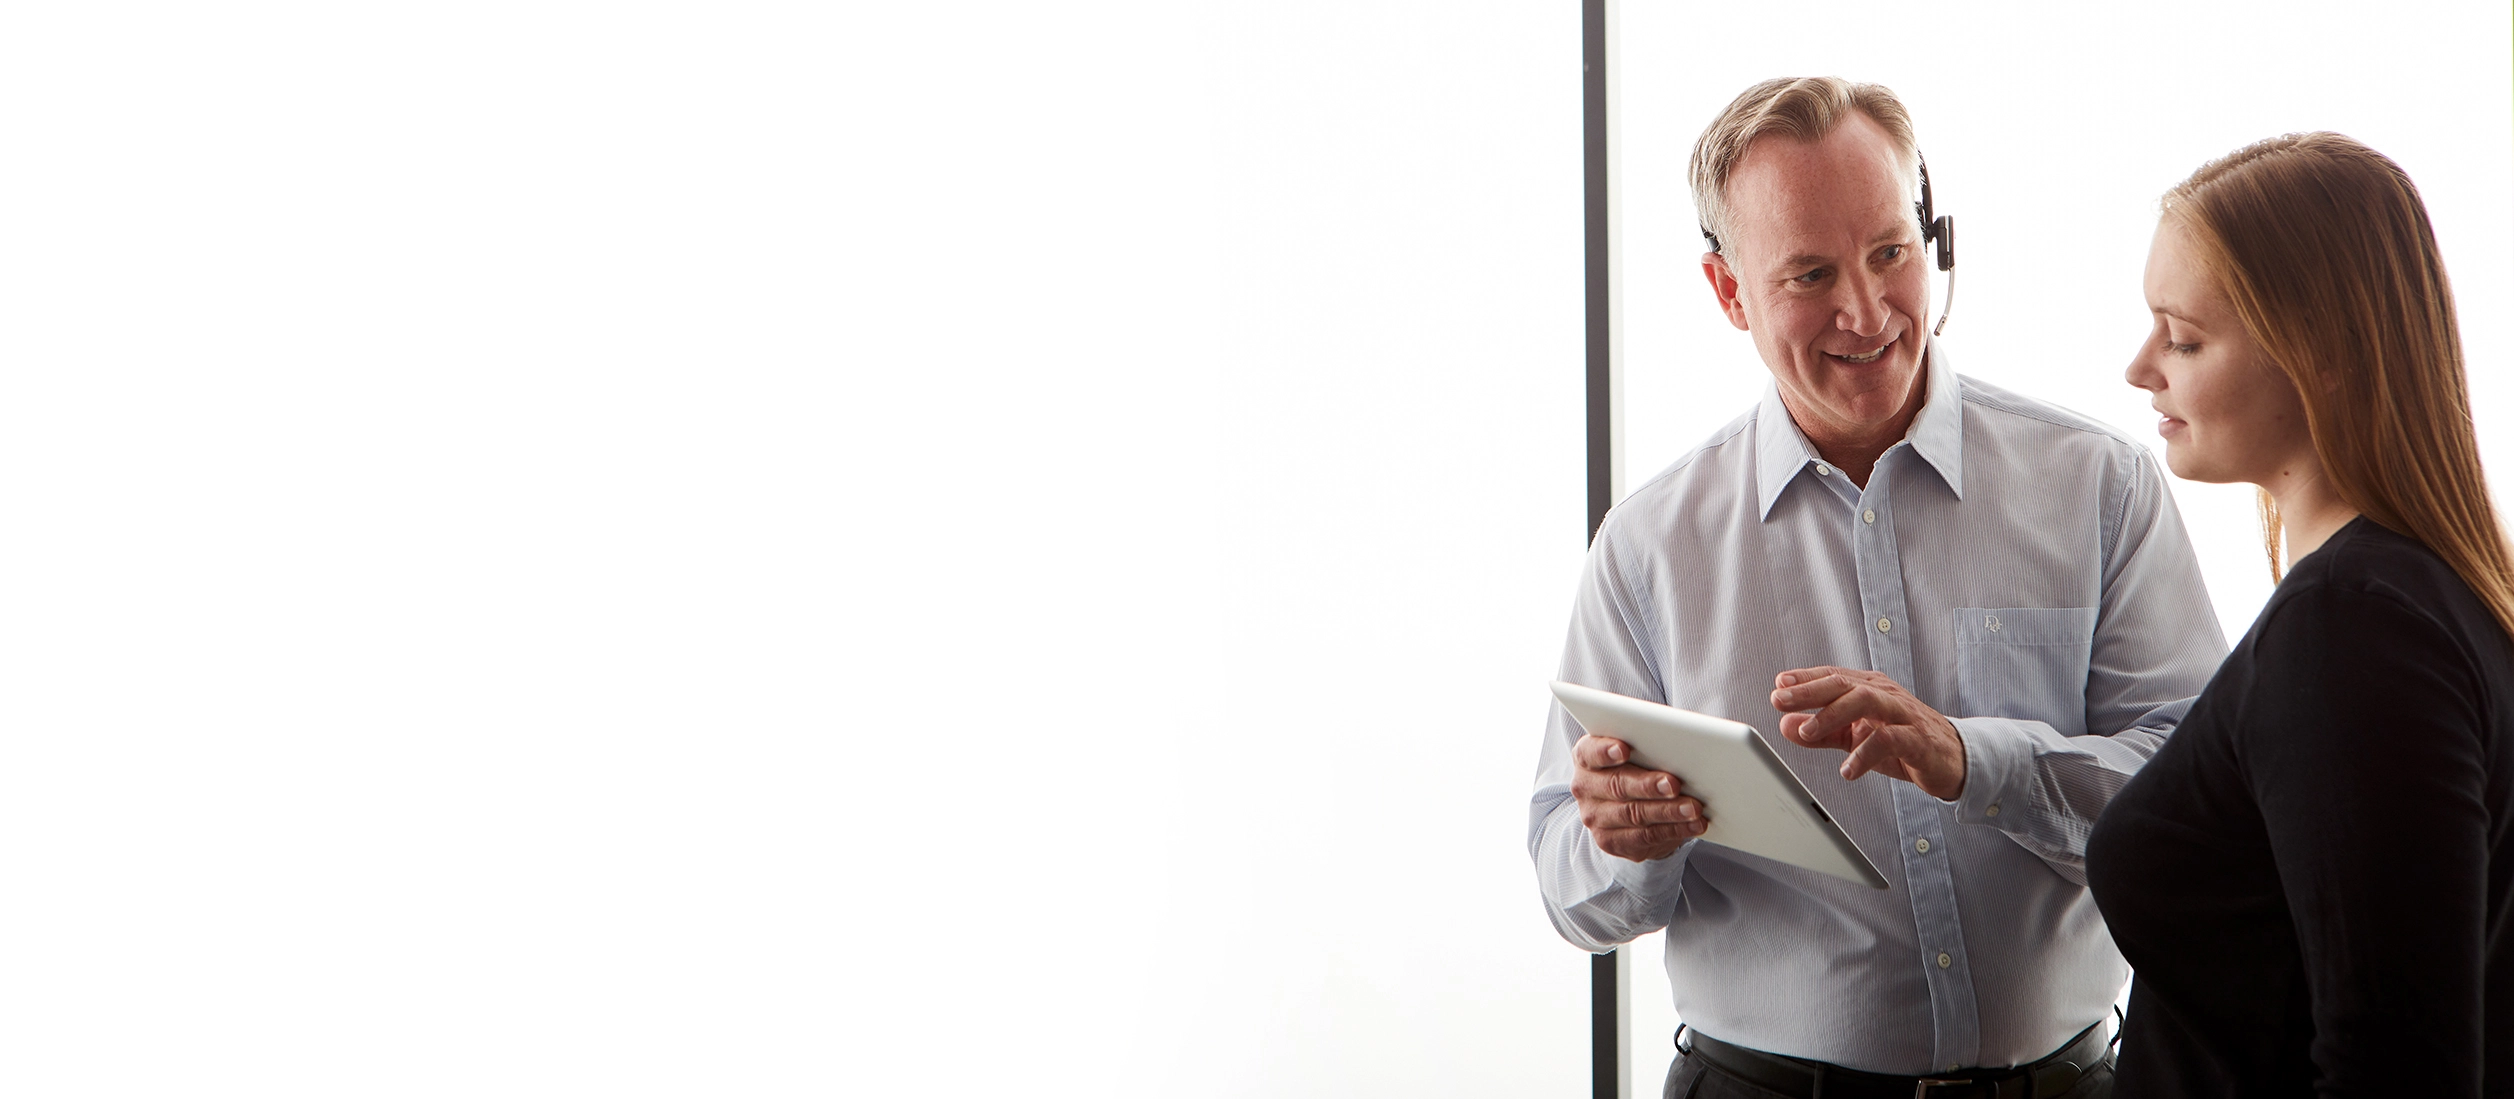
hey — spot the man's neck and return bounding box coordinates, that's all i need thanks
[1783,368,1930,490]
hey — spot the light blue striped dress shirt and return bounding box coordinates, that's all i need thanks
[1529,344,2226,1075]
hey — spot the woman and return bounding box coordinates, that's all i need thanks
[2084,132,2514,1096]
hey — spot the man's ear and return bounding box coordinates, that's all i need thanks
[1701,252,1751,332]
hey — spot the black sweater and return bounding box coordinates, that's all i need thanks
[2086,517,2514,1097]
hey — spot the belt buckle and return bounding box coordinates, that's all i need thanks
[1912,1079,1971,1098]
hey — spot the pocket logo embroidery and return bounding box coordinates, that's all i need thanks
[1984,615,2002,632]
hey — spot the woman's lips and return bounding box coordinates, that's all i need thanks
[2157,415,2186,438]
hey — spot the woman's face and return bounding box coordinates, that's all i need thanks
[2124,219,2316,486]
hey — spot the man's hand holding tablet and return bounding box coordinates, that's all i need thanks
[1553,681,1890,888]
[1570,735,1709,862]
[1572,661,1966,864]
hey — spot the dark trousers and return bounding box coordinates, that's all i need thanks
[1662,1045,2115,1099]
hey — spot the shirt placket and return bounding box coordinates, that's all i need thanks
[1850,444,1981,1073]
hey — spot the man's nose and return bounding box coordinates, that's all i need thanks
[1835,271,1889,338]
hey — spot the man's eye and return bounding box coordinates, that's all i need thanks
[1879,244,1904,262]
[1793,268,1828,286]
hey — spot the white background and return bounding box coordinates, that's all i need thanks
[0,2,2499,1097]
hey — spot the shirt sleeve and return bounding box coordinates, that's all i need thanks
[1528,518,1693,953]
[1947,444,2228,882]
[2239,584,2488,1096]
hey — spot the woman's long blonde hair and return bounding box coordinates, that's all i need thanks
[2166,132,2514,637]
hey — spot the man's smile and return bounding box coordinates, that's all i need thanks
[1825,333,1897,365]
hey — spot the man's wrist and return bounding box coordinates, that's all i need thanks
[1607,839,1694,888]
[1943,716,2031,822]
[1929,713,1969,801]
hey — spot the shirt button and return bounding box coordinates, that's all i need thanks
[1936,952,1952,969]
[1915,838,1931,854]
[1863,509,1876,524]
[1815,463,1833,476]
[1986,803,2001,818]
[1876,617,1892,633]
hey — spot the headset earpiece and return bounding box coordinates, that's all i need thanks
[1914,155,1954,270]
[1917,153,1956,335]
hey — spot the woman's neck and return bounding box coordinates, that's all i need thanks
[2263,460,2359,565]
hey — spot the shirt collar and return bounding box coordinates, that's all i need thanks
[1754,338,1966,520]
[1904,340,1965,499]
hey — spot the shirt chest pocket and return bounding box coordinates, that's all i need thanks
[1953,606,2098,737]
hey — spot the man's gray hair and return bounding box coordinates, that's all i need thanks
[1690,77,1921,255]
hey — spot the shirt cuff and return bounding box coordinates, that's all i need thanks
[1945,716,2039,826]
[1605,838,1696,897]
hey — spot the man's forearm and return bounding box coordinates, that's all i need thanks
[1947,702,2186,882]
[1529,792,1690,951]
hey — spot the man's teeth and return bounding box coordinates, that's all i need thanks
[1835,345,1886,363]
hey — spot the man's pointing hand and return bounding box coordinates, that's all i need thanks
[1771,666,1968,801]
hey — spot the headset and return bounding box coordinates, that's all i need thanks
[1701,153,1958,336]
[1915,154,1956,335]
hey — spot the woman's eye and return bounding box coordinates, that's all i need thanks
[2163,337,2200,356]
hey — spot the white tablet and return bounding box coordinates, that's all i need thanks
[1551,681,1889,890]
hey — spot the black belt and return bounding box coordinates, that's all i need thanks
[1680,1020,2110,1099]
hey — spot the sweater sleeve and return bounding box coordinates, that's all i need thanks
[2240,584,2490,1097]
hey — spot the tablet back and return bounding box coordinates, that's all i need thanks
[1550,681,1888,890]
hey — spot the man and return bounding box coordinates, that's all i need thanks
[1528,77,2226,1098]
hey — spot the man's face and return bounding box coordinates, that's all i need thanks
[1702,114,1931,441]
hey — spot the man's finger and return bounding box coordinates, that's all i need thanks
[1770,671,1858,713]
[1615,769,1678,800]
[1573,734,1631,771]
[1779,711,1812,744]
[1582,795,1703,837]
[1595,819,1709,853]
[1571,763,1678,803]
[1775,665,1859,689]
[1781,711,1857,751]
[1573,765,1677,801]
[1614,795,1705,828]
[1839,721,1909,782]
[1797,685,1895,745]
[1601,819,1707,843]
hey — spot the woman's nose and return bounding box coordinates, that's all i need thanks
[2125,348,2162,392]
